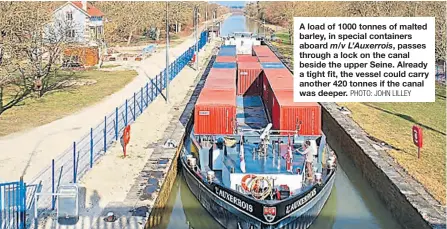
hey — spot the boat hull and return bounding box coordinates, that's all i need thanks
[180,156,336,229]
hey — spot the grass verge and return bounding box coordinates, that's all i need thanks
[338,85,446,205]
[0,69,138,137]
[271,37,446,205]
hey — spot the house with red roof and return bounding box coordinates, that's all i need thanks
[52,1,105,46]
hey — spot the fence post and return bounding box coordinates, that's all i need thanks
[20,177,26,228]
[115,107,118,141]
[133,92,136,121]
[104,116,107,152]
[140,87,143,113]
[73,142,77,183]
[146,83,149,106]
[155,75,158,96]
[51,159,55,210]
[125,99,128,126]
[151,78,154,100]
[90,128,93,168]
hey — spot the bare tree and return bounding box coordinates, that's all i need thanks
[0,2,78,115]
[96,1,228,45]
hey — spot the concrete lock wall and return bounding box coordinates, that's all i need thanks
[264,41,445,229]
[320,102,445,229]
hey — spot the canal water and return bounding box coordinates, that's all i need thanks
[157,15,403,229]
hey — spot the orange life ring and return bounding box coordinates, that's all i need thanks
[241,174,256,192]
[123,125,131,145]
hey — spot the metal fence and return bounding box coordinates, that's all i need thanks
[0,31,208,228]
[436,61,446,85]
[0,179,27,229]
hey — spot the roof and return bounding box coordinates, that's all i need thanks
[71,1,104,17]
[53,1,104,17]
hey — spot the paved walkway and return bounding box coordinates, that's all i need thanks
[0,22,212,183]
[38,34,218,229]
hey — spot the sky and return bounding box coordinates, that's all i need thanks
[214,1,246,7]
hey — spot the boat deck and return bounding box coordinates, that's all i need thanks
[224,144,306,174]
[224,95,307,174]
[236,96,269,133]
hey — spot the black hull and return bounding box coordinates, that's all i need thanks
[180,157,336,229]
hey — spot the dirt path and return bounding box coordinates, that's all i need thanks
[39,35,218,229]
[0,19,218,183]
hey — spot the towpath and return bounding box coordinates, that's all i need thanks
[0,21,213,183]
[38,32,218,229]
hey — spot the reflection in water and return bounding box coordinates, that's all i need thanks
[158,176,224,229]
[157,15,403,229]
[220,15,260,37]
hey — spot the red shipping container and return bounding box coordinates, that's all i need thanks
[252,45,275,57]
[258,56,281,63]
[237,62,262,96]
[208,68,237,80]
[260,69,292,108]
[216,56,237,63]
[263,68,293,78]
[262,77,294,115]
[194,88,237,135]
[204,77,236,90]
[271,90,321,136]
[237,54,258,63]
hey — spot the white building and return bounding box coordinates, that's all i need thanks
[51,1,105,46]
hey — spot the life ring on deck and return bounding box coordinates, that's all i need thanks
[241,174,256,192]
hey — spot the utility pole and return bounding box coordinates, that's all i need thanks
[165,1,169,103]
[205,4,208,32]
[194,6,199,71]
[263,18,266,39]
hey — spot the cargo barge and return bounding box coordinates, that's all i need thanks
[180,32,337,229]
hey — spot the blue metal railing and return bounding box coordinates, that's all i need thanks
[0,180,27,229]
[0,31,208,227]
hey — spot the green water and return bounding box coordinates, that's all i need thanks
[157,15,403,229]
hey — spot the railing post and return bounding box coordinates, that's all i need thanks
[155,75,158,96]
[104,116,107,152]
[90,128,93,168]
[73,142,77,183]
[115,107,118,141]
[146,83,149,106]
[125,99,128,126]
[140,87,143,113]
[133,92,136,121]
[151,78,154,100]
[51,159,55,210]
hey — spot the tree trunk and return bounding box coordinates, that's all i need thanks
[155,28,160,41]
[127,30,133,46]
[0,87,3,115]
[98,44,104,69]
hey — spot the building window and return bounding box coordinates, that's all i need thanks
[97,26,103,36]
[66,29,75,38]
[66,11,73,21]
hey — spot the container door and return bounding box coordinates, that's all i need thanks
[226,109,229,134]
